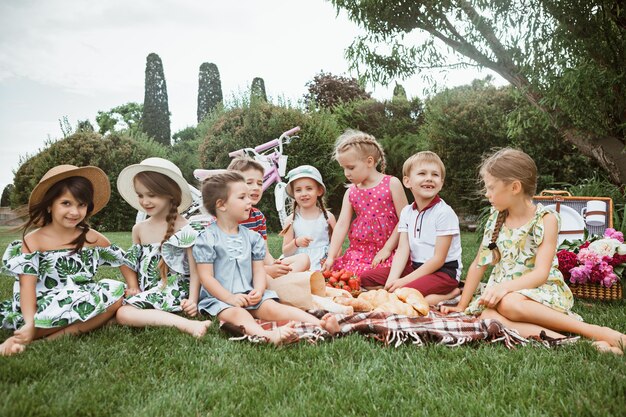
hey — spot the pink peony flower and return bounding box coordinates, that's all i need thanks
[603,228,624,243]
[588,239,620,257]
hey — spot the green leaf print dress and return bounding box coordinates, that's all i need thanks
[465,204,575,316]
[0,242,126,329]
[123,223,203,312]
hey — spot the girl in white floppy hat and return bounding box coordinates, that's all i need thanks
[280,165,336,271]
[115,157,211,337]
[0,165,128,356]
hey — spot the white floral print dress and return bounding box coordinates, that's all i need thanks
[466,204,575,315]
[123,223,203,312]
[0,242,126,329]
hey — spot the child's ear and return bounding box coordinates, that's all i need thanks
[511,180,523,194]
[402,176,411,188]
[215,199,227,212]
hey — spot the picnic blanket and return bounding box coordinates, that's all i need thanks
[220,311,535,349]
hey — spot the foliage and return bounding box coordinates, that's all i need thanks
[199,101,343,231]
[565,174,626,232]
[304,71,371,110]
[330,0,626,184]
[11,132,168,231]
[421,80,601,215]
[197,62,223,123]
[392,83,407,100]
[172,126,199,144]
[0,184,13,207]
[141,53,171,146]
[96,102,143,135]
[250,77,267,103]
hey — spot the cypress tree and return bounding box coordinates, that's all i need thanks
[197,63,223,123]
[1,184,13,207]
[393,83,407,101]
[142,53,171,145]
[250,77,267,102]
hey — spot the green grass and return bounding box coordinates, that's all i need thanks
[0,229,625,416]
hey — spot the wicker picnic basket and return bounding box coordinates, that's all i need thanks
[534,190,623,301]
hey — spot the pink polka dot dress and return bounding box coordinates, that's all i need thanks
[333,175,399,276]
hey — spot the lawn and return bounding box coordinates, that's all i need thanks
[0,229,624,416]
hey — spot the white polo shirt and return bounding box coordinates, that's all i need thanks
[397,196,463,280]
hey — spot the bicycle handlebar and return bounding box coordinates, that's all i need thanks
[282,126,300,137]
[228,149,245,158]
[229,126,301,157]
[255,139,280,153]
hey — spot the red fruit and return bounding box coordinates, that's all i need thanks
[326,282,333,287]
[340,273,351,281]
[348,277,360,291]
[322,270,332,279]
[329,277,338,285]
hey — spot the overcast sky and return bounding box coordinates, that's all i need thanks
[0,0,503,194]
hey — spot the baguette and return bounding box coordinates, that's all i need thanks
[394,287,430,316]
[311,295,354,315]
[333,297,374,312]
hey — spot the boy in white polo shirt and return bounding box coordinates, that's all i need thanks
[360,151,462,305]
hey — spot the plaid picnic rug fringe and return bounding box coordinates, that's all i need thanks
[221,311,542,349]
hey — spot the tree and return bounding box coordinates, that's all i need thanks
[392,83,407,101]
[250,77,267,102]
[1,184,13,207]
[142,52,171,145]
[304,71,371,109]
[96,102,143,135]
[330,1,626,184]
[197,63,223,123]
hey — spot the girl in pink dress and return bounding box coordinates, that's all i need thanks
[322,130,408,277]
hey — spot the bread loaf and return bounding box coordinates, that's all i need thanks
[394,287,430,316]
[333,297,373,312]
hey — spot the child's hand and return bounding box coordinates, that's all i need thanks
[14,322,36,345]
[322,256,335,272]
[266,260,292,278]
[440,305,465,314]
[478,283,510,308]
[124,287,141,298]
[371,248,391,268]
[228,294,250,307]
[296,236,313,248]
[386,277,409,292]
[180,299,198,317]
[247,289,263,305]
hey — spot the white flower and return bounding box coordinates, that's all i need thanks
[618,244,626,255]
[588,239,620,257]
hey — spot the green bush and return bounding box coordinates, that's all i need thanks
[199,101,343,231]
[12,131,168,232]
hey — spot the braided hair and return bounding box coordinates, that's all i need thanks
[333,129,387,174]
[488,210,508,265]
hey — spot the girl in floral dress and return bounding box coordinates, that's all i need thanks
[0,165,128,356]
[442,148,626,354]
[115,158,211,337]
[322,129,408,277]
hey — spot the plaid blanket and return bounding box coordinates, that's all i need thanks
[220,311,536,349]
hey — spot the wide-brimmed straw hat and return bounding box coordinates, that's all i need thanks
[285,165,326,198]
[29,165,111,216]
[117,157,193,213]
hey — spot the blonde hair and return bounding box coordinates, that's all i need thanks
[202,171,246,216]
[134,171,182,285]
[479,148,537,264]
[333,129,386,173]
[227,156,265,176]
[402,151,446,179]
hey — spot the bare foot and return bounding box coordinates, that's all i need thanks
[425,287,461,306]
[264,321,297,345]
[592,340,624,355]
[185,320,212,338]
[320,313,341,335]
[0,336,26,356]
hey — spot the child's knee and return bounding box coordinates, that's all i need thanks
[497,294,525,321]
[115,305,135,323]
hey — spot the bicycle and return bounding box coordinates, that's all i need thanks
[189,126,301,227]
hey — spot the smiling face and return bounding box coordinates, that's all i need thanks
[403,162,444,202]
[134,178,171,217]
[241,168,264,205]
[49,189,88,229]
[336,149,374,185]
[217,181,252,222]
[292,177,323,209]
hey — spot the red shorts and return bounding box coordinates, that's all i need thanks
[360,262,458,296]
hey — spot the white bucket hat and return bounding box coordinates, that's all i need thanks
[285,165,326,198]
[117,157,193,213]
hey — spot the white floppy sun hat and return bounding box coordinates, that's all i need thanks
[117,157,193,213]
[285,165,326,198]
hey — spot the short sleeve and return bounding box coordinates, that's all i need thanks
[397,205,411,233]
[161,224,200,274]
[257,210,268,240]
[96,244,126,267]
[2,240,39,277]
[122,244,142,272]
[192,229,217,264]
[477,208,499,267]
[436,206,460,236]
[531,205,558,247]
[250,231,266,261]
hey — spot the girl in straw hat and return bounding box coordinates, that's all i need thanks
[115,157,211,337]
[0,165,128,356]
